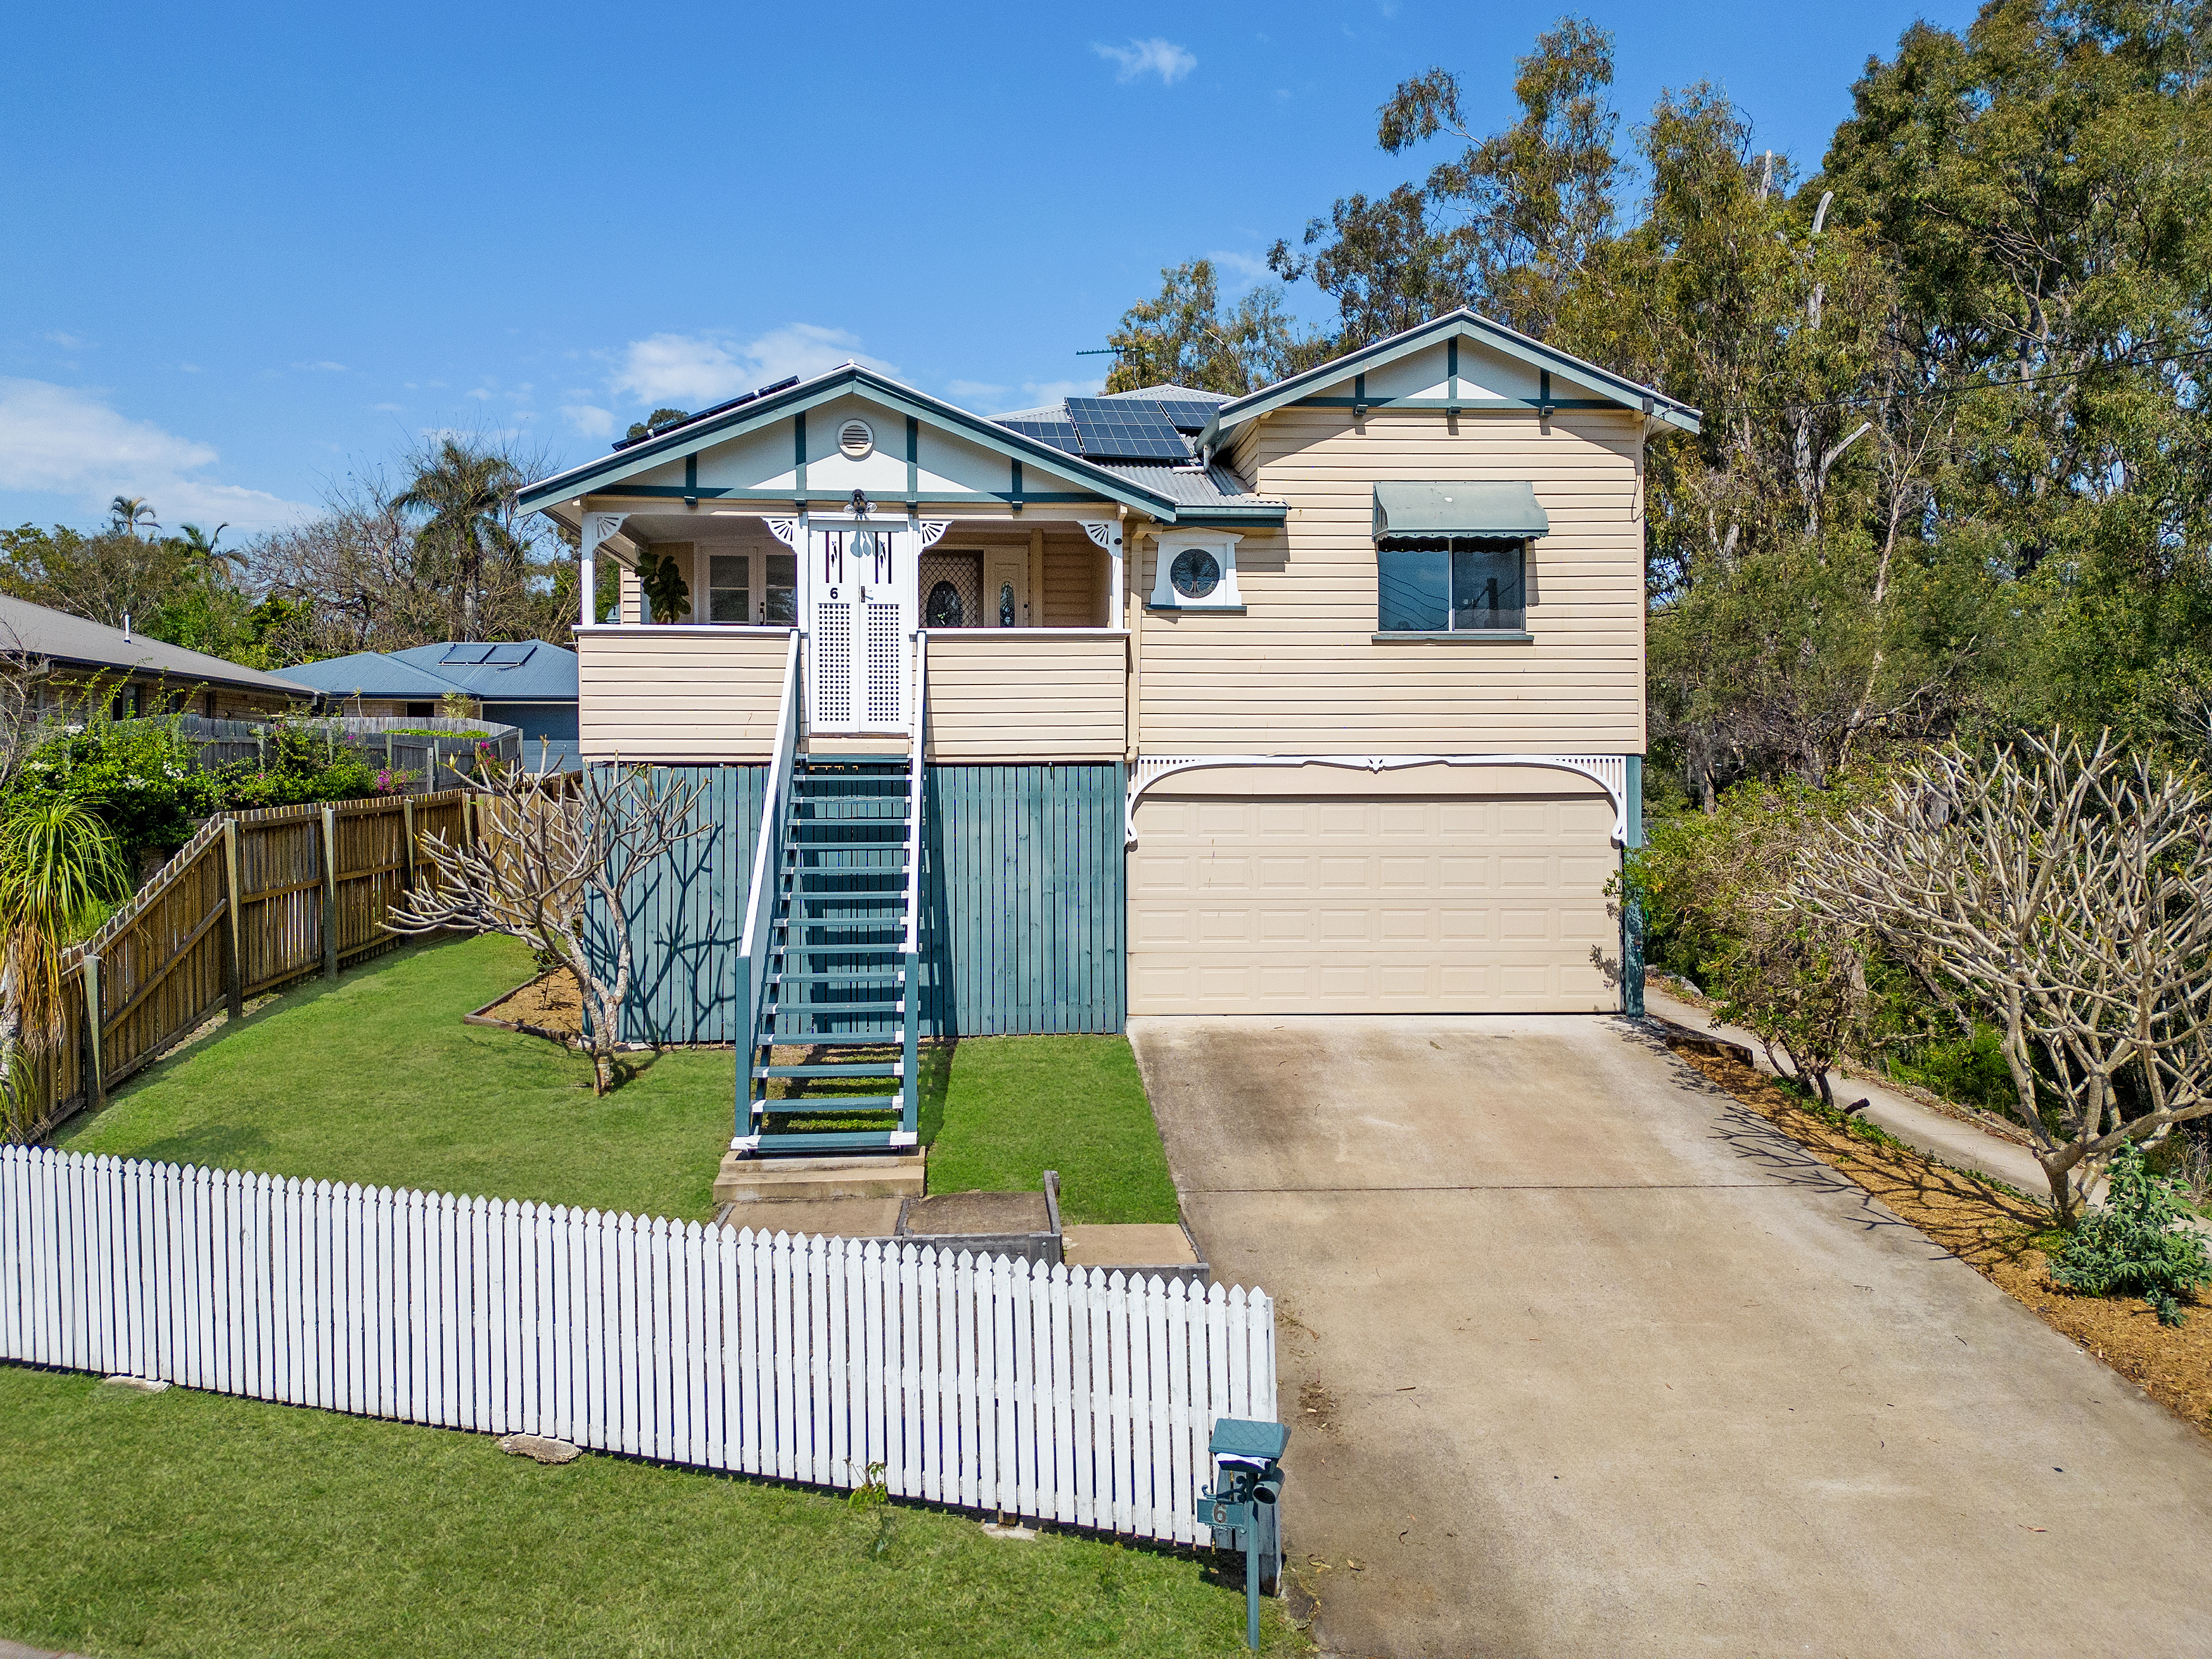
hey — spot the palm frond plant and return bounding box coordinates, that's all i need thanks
[0,797,128,1140]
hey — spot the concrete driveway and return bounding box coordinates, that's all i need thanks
[1130,1014,2212,1659]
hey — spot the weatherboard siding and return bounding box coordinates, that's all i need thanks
[576,627,791,761]
[1133,406,1647,754]
[924,633,1126,762]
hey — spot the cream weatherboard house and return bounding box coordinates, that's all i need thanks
[520,310,1696,1155]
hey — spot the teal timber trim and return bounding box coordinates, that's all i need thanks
[592,762,1125,1043]
[1201,308,1704,442]
[1294,397,1611,412]
[793,412,807,502]
[919,764,1126,1035]
[1621,754,1645,1018]
[519,363,1182,517]
[905,415,919,503]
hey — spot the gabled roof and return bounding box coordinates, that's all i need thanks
[281,641,578,704]
[0,594,315,698]
[517,363,1186,519]
[1201,309,1702,443]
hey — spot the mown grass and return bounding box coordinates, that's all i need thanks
[56,935,1180,1225]
[0,1364,1301,1659]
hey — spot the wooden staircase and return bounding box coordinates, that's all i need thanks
[734,633,925,1156]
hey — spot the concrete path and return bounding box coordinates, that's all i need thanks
[1642,985,2056,1200]
[1130,1014,2212,1659]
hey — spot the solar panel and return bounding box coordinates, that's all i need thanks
[1064,398,1192,461]
[1001,418,1082,454]
[440,644,492,665]
[1152,400,1219,432]
[484,643,535,666]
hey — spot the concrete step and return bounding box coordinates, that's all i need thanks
[714,1148,927,1203]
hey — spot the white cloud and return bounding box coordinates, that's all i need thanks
[0,377,312,532]
[563,404,615,438]
[1092,37,1197,86]
[944,379,1009,403]
[369,401,404,413]
[610,324,895,408]
[292,360,347,373]
[1208,250,1274,291]
[44,331,87,349]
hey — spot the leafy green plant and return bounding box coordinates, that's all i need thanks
[637,548,691,624]
[0,796,129,1139]
[2047,1145,2212,1326]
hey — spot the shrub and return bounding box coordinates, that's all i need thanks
[2047,1145,2212,1326]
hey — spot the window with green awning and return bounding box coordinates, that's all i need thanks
[1371,481,1551,539]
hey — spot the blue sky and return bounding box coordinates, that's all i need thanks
[1,0,1971,537]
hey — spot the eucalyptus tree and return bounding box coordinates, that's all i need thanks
[1103,259,1320,395]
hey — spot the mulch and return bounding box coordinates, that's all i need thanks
[1674,1047,2212,1439]
[466,970,585,1041]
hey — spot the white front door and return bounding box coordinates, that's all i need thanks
[807,520,914,731]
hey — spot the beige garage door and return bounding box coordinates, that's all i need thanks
[1128,789,1619,1014]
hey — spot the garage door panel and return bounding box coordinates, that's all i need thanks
[1129,788,1618,1015]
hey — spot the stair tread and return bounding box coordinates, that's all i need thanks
[748,1100,905,1117]
[757,1031,906,1046]
[756,1061,903,1078]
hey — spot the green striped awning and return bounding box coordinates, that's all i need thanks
[1373,481,1550,539]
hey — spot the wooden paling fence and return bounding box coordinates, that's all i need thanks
[0,1145,1278,1540]
[26,792,478,1137]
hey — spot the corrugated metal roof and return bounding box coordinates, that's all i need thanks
[281,642,578,703]
[389,640,578,701]
[0,594,315,697]
[278,652,464,700]
[1091,463,1285,510]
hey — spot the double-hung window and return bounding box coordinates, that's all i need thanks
[1377,536,1527,633]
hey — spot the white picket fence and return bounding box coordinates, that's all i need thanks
[0,1145,1273,1541]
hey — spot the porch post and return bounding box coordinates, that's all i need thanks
[1078,518,1125,628]
[581,511,628,628]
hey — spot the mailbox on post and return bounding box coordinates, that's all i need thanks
[1195,1417,1289,1650]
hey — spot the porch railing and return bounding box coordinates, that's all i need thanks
[895,631,927,1145]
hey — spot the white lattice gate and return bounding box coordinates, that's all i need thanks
[0,1146,1275,1540]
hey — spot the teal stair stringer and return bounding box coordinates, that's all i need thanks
[732,633,925,1156]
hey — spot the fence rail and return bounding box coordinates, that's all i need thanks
[25,791,478,1137]
[157,715,522,795]
[0,1145,1276,1541]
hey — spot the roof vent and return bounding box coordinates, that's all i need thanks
[838,418,875,460]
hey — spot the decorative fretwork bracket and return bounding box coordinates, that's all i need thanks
[1124,753,1631,848]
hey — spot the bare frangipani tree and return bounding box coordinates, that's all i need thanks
[1798,733,2212,1219]
[387,758,705,1093]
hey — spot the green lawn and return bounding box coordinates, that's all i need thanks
[0,1364,1302,1659]
[58,934,1179,1224]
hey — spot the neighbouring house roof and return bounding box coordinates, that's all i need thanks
[1373,481,1552,539]
[1202,309,1703,442]
[0,593,315,698]
[281,641,578,704]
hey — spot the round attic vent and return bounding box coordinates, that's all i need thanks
[838,418,874,460]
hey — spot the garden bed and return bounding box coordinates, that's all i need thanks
[1675,1046,2212,1438]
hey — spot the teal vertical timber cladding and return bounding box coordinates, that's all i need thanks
[919,764,1127,1036]
[593,764,764,1046]
[594,761,1124,1043]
